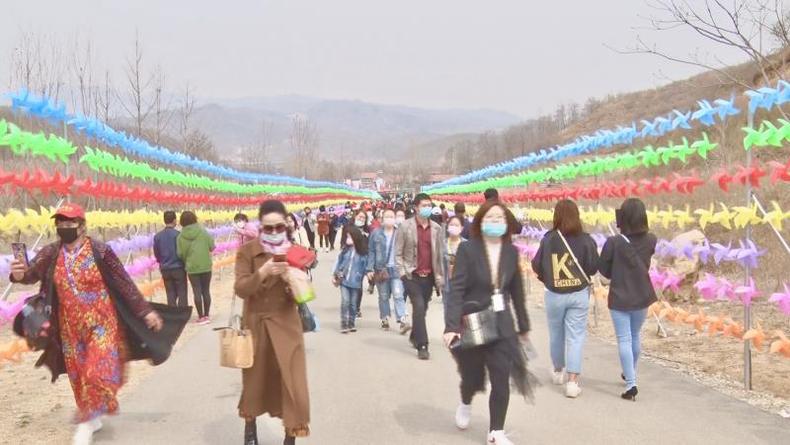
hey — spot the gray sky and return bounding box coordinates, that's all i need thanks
[1,0,747,118]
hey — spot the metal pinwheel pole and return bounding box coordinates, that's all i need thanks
[743,111,754,391]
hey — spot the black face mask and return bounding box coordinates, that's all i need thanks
[57,227,80,244]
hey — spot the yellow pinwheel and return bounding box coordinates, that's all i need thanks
[731,205,762,229]
[761,201,788,230]
[673,205,695,230]
[711,203,734,230]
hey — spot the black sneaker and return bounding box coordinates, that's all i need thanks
[381,320,390,330]
[417,347,430,360]
[350,327,358,333]
[357,311,363,318]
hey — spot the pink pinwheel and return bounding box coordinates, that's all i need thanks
[735,278,761,306]
[715,277,737,302]
[769,283,790,316]
[663,271,683,293]
[649,269,667,289]
[0,296,29,325]
[694,273,720,300]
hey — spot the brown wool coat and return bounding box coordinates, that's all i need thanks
[234,241,310,435]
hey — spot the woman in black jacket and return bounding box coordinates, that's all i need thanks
[531,199,598,399]
[444,200,530,445]
[598,198,657,401]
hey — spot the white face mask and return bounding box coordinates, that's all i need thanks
[260,231,286,245]
[395,216,405,225]
[355,219,366,227]
[383,217,395,227]
[447,225,462,236]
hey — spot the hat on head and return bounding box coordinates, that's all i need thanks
[51,203,85,220]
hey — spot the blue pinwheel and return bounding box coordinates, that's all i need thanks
[691,100,717,126]
[671,110,692,130]
[713,97,740,120]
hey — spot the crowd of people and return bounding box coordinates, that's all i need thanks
[7,188,658,445]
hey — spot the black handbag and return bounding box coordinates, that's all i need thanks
[13,293,53,351]
[459,306,500,348]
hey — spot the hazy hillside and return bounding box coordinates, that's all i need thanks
[188,95,521,161]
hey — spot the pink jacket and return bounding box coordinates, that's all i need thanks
[235,222,259,245]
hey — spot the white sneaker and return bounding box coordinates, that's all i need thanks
[455,403,471,430]
[89,417,103,433]
[72,422,94,445]
[551,370,565,385]
[487,430,514,445]
[565,381,582,398]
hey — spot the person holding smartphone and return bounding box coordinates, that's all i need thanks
[9,203,164,445]
[234,200,310,445]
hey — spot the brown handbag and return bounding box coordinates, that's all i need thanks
[214,294,253,369]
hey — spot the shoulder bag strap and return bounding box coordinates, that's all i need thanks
[556,231,592,285]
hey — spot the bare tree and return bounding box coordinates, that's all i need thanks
[177,83,196,152]
[69,35,94,116]
[289,114,319,177]
[241,119,274,171]
[151,66,174,145]
[9,30,67,100]
[615,0,790,88]
[118,32,155,137]
[94,70,114,123]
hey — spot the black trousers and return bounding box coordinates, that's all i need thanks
[328,229,337,250]
[305,228,316,249]
[454,338,514,431]
[188,272,212,318]
[161,268,188,307]
[319,233,329,248]
[402,273,434,348]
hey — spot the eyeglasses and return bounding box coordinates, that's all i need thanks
[261,223,288,234]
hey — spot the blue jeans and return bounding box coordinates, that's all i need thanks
[610,308,648,390]
[340,285,361,329]
[377,268,407,321]
[545,288,590,374]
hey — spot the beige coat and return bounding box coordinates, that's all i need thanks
[234,241,310,437]
[395,217,445,288]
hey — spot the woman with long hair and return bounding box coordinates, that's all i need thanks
[531,199,598,398]
[234,200,311,445]
[177,211,215,325]
[444,200,530,445]
[598,198,657,401]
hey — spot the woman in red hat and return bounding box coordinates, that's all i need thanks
[10,203,165,445]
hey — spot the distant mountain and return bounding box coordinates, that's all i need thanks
[189,95,521,162]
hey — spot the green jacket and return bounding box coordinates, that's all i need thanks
[176,224,215,274]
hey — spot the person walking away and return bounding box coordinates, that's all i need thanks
[395,193,444,360]
[302,207,317,249]
[234,200,310,445]
[443,201,530,445]
[316,206,331,253]
[328,207,339,251]
[177,211,215,325]
[154,210,188,307]
[332,224,369,333]
[9,203,166,445]
[366,209,410,333]
[234,213,258,245]
[598,198,657,401]
[531,199,598,398]
[439,203,449,225]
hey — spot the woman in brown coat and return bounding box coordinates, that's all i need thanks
[234,199,310,445]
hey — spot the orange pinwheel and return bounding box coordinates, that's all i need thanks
[743,322,767,351]
[769,331,790,358]
[722,317,744,339]
[685,309,708,332]
[0,338,30,365]
[706,315,726,336]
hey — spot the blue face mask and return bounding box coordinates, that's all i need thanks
[418,207,433,219]
[482,222,507,237]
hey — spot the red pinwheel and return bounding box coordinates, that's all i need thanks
[712,168,734,191]
[733,165,767,188]
[768,160,790,183]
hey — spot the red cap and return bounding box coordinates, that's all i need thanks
[51,203,86,220]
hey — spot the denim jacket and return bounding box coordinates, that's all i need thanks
[367,227,397,273]
[333,246,370,289]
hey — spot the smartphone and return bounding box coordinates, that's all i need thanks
[11,242,29,267]
[273,254,287,263]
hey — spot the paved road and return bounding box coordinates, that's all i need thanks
[95,249,789,445]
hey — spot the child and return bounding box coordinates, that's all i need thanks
[332,225,369,333]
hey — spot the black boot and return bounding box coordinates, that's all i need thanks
[244,420,258,445]
[283,436,295,445]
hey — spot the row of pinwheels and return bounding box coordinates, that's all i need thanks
[8,89,376,195]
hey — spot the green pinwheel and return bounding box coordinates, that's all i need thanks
[691,133,717,159]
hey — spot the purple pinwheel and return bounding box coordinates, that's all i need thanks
[692,241,712,264]
[769,283,790,316]
[0,294,31,325]
[735,278,760,306]
[694,273,720,300]
[711,242,736,264]
[734,239,766,269]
